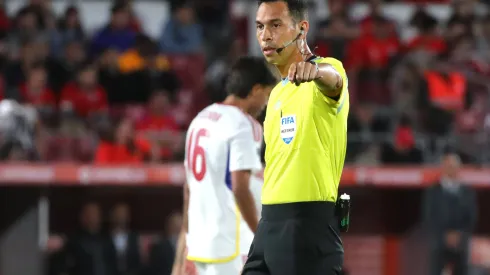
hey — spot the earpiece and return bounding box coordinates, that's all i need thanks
[276,27,305,54]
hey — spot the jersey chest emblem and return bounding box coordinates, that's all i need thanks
[280,115,296,144]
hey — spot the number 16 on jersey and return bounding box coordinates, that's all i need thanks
[186,128,209,182]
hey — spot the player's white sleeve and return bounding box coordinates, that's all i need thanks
[228,123,262,172]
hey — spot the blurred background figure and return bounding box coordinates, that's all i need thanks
[0,99,39,160]
[146,212,182,275]
[60,62,108,119]
[49,6,85,57]
[94,117,159,164]
[64,202,112,275]
[422,152,477,275]
[135,89,183,162]
[380,115,423,164]
[49,39,86,93]
[107,203,142,275]
[91,2,135,56]
[314,0,359,61]
[159,2,202,54]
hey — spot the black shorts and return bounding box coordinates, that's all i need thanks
[242,202,344,275]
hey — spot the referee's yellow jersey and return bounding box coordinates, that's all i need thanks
[262,57,349,204]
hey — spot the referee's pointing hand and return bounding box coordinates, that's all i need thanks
[288,61,320,85]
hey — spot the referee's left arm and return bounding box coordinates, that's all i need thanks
[288,58,347,99]
[314,62,344,98]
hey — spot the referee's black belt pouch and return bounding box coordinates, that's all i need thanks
[335,194,351,233]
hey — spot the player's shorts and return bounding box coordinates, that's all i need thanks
[242,202,344,275]
[193,255,247,275]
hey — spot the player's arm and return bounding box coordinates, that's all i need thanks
[171,182,189,275]
[232,170,258,233]
[229,124,261,233]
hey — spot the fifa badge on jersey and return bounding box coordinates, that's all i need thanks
[280,114,296,144]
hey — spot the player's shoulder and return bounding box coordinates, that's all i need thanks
[209,103,250,121]
[195,103,251,129]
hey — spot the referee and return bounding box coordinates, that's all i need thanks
[242,1,349,275]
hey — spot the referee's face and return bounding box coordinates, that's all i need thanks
[256,1,300,65]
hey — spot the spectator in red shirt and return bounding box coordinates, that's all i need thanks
[60,62,108,118]
[16,62,56,108]
[354,16,401,70]
[314,0,359,61]
[94,117,158,163]
[381,115,423,164]
[136,89,183,161]
[359,0,396,37]
[406,8,446,54]
[348,16,401,105]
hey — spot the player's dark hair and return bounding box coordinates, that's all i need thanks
[398,114,412,127]
[111,2,128,14]
[77,60,96,74]
[257,0,308,21]
[28,61,46,72]
[225,57,277,99]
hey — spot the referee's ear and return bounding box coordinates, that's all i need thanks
[298,21,309,38]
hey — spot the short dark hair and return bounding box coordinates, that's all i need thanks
[77,60,97,75]
[398,114,411,127]
[111,2,128,14]
[225,57,277,99]
[29,61,46,72]
[257,0,308,21]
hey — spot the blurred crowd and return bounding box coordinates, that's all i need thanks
[323,0,490,164]
[0,0,229,163]
[0,0,490,165]
[48,202,183,275]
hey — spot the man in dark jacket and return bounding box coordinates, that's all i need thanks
[106,203,142,275]
[64,202,113,275]
[422,152,477,275]
[146,212,182,275]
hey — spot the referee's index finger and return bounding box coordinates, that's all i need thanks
[288,63,297,83]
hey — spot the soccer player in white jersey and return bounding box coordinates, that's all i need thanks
[171,56,276,275]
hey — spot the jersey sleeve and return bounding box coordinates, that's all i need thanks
[314,57,349,113]
[228,120,262,172]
